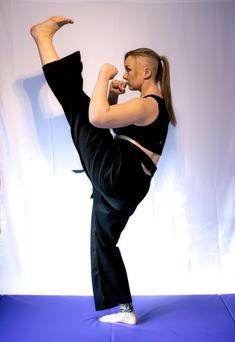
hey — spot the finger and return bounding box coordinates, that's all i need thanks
[119,82,126,91]
[113,81,121,89]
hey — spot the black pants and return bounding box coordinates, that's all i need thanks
[43,52,156,311]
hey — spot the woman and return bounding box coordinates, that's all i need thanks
[30,16,176,325]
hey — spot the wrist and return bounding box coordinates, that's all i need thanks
[99,68,111,81]
[108,92,118,105]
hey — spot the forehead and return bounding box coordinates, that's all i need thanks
[124,55,136,64]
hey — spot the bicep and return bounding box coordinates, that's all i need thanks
[92,98,157,129]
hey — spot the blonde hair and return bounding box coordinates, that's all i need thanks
[124,48,176,126]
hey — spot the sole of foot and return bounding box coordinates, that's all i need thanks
[30,16,74,40]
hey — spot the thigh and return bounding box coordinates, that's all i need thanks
[101,140,152,208]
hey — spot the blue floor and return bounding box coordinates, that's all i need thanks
[0,294,235,341]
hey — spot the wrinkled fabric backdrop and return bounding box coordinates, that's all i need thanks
[0,0,235,296]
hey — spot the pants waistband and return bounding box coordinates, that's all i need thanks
[118,139,157,176]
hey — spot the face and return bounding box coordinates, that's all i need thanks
[123,56,146,90]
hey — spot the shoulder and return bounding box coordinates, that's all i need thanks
[144,94,164,104]
[133,96,159,126]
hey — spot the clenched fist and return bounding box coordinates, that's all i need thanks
[109,80,127,95]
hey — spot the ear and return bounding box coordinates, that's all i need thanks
[144,67,152,80]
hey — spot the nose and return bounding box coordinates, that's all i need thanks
[123,71,127,80]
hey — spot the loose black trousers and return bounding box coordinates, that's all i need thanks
[43,52,155,310]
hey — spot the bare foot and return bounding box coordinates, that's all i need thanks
[99,312,138,325]
[30,16,74,42]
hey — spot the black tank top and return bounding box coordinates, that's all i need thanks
[113,95,169,155]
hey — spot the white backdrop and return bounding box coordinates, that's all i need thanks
[0,0,235,296]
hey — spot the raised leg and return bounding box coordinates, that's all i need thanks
[30,16,74,65]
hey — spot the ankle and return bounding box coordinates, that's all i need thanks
[30,27,51,42]
[119,303,134,313]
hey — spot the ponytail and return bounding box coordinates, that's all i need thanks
[158,56,176,126]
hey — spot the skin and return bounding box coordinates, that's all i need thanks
[89,57,162,128]
[30,16,74,65]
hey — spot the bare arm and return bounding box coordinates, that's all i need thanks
[89,64,158,128]
[89,64,114,126]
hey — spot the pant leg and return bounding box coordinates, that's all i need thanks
[90,143,152,311]
[91,189,135,310]
[42,51,118,190]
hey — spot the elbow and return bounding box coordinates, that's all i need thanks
[88,105,99,127]
[89,106,110,128]
[89,117,102,128]
[88,109,100,127]
[89,111,106,128]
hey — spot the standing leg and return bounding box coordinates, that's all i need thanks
[91,190,132,310]
[91,189,138,324]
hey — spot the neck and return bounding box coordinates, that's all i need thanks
[140,81,161,97]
